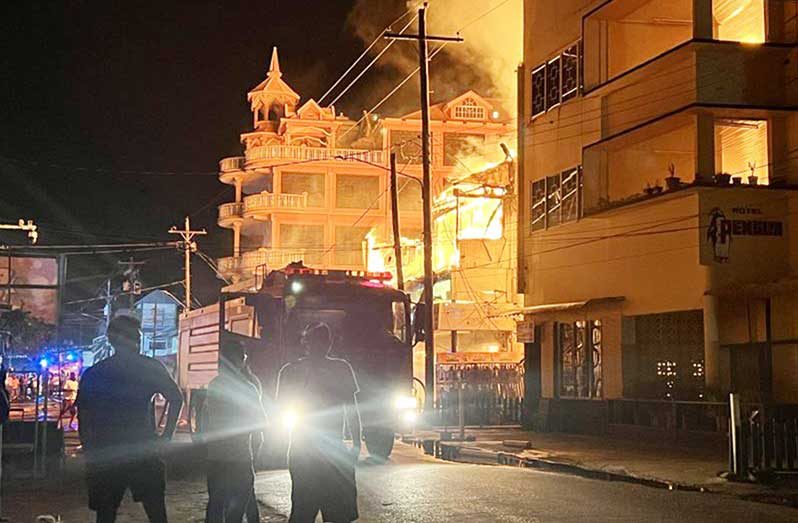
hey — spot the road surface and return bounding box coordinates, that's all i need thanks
[6,443,797,521]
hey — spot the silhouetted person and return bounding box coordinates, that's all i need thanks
[205,339,267,523]
[77,315,184,523]
[59,371,79,430]
[243,363,263,523]
[276,322,361,523]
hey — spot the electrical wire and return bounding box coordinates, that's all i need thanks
[327,13,419,108]
[318,8,415,105]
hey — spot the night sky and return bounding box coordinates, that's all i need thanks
[0,1,499,335]
[0,1,401,309]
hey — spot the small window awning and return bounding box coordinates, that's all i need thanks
[489,296,625,318]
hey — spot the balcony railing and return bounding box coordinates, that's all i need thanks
[217,248,307,277]
[240,248,306,272]
[217,202,244,225]
[245,145,385,165]
[243,192,308,217]
[219,156,245,173]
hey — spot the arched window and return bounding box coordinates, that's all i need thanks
[453,99,485,120]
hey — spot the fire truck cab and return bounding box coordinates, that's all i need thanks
[179,262,416,460]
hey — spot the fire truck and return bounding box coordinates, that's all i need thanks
[177,262,416,459]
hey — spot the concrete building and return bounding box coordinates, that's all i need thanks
[214,48,523,389]
[519,0,798,432]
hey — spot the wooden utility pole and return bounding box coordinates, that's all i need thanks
[389,153,405,291]
[169,217,206,312]
[385,3,462,414]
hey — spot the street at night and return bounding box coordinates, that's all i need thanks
[5,0,798,521]
[6,443,797,522]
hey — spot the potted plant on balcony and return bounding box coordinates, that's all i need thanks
[665,162,681,190]
[643,182,655,196]
[714,172,732,185]
[747,161,758,185]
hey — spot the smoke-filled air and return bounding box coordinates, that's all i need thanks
[346,0,522,115]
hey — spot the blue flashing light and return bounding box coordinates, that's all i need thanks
[66,353,76,362]
[39,358,49,369]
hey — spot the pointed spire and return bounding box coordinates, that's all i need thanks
[268,47,281,78]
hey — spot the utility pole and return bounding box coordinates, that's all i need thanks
[118,257,145,309]
[169,217,206,312]
[389,153,405,291]
[0,219,38,244]
[385,3,463,415]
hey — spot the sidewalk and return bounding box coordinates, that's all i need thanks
[405,426,798,507]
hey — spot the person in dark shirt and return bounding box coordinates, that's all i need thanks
[204,339,267,523]
[77,314,184,523]
[276,322,361,523]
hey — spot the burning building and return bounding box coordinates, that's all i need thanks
[214,48,522,394]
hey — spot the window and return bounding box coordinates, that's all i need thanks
[280,224,324,264]
[336,175,380,209]
[444,133,485,167]
[715,119,769,185]
[334,226,370,267]
[391,130,422,165]
[561,168,579,222]
[531,180,546,231]
[530,40,582,120]
[529,167,582,232]
[398,179,422,212]
[714,0,765,44]
[561,44,579,102]
[546,56,561,110]
[531,65,546,117]
[453,98,486,120]
[282,172,325,207]
[546,174,561,228]
[558,320,602,398]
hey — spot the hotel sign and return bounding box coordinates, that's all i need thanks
[699,191,787,266]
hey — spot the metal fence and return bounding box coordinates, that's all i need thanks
[731,402,798,475]
[434,388,523,427]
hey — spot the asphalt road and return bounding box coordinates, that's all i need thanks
[7,442,797,522]
[249,443,797,523]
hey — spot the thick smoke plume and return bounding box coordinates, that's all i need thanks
[346,0,522,115]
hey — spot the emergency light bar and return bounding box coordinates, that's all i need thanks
[283,263,392,282]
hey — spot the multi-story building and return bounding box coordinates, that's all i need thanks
[519,1,798,432]
[215,48,522,385]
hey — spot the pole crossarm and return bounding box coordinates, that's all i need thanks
[383,32,464,43]
[168,217,206,312]
[0,219,38,244]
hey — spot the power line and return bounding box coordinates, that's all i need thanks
[319,8,415,105]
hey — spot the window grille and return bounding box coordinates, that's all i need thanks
[531,179,547,231]
[546,56,561,110]
[530,40,582,120]
[546,174,562,228]
[562,44,579,102]
[453,99,485,120]
[531,65,546,117]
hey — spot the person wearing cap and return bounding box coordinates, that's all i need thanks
[204,337,267,523]
[276,322,361,523]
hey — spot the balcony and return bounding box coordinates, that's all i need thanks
[243,191,308,219]
[245,145,385,165]
[586,41,796,141]
[217,202,244,228]
[218,248,308,278]
[219,156,245,173]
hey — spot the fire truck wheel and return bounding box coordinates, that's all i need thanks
[364,427,395,459]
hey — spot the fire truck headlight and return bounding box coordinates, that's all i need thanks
[283,409,299,430]
[290,281,303,294]
[394,394,416,410]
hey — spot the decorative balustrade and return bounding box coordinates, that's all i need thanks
[219,156,245,172]
[217,248,307,277]
[245,145,385,165]
[217,202,244,226]
[243,191,308,216]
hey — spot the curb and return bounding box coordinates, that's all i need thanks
[402,436,704,493]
